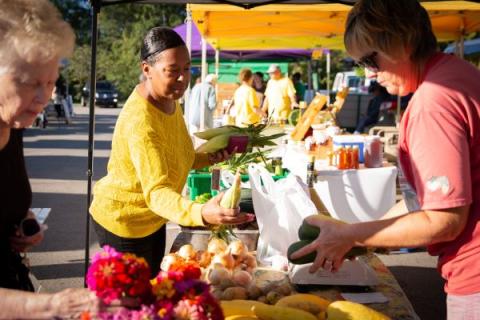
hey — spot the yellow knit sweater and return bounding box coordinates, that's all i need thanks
[90,88,210,238]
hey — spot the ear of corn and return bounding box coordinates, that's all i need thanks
[196,133,231,153]
[194,125,240,140]
[220,170,242,209]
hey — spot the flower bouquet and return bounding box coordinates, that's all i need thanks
[83,246,224,320]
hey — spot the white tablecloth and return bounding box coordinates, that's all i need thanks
[280,145,398,222]
[313,166,397,223]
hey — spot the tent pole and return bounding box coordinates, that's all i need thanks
[396,95,401,127]
[84,0,100,286]
[185,6,193,133]
[326,49,331,105]
[200,37,207,131]
[215,49,220,79]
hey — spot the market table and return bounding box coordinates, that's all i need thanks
[255,254,420,320]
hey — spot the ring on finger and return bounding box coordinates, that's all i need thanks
[324,259,333,270]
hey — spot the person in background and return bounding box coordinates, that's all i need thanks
[90,27,252,276]
[188,74,217,131]
[262,64,297,123]
[225,68,265,127]
[292,72,306,103]
[354,81,390,133]
[291,1,480,318]
[0,0,104,317]
[252,71,266,106]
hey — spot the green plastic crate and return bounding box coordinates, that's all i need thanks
[186,170,288,201]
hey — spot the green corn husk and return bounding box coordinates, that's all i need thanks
[220,170,242,209]
[194,125,241,140]
[196,133,231,153]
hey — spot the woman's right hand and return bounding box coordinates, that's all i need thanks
[201,193,254,225]
[49,288,104,319]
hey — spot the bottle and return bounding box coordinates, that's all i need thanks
[352,145,360,169]
[306,155,316,187]
[273,157,283,176]
[345,146,352,169]
[338,147,347,170]
[364,136,383,168]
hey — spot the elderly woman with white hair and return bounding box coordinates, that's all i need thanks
[0,0,104,318]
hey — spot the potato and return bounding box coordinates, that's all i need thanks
[221,286,248,300]
[266,290,284,305]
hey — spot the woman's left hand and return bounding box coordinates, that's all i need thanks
[208,147,236,164]
[290,215,355,273]
[9,211,45,252]
[9,227,45,252]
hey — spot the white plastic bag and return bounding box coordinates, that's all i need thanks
[248,164,317,267]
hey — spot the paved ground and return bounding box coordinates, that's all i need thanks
[25,104,445,319]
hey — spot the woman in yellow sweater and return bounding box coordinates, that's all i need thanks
[90,27,251,275]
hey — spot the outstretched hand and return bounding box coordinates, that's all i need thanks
[290,215,355,273]
[201,192,254,225]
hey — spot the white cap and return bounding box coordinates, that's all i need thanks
[267,63,280,73]
[205,74,218,84]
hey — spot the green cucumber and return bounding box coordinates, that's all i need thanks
[298,221,320,240]
[287,240,317,265]
[287,240,371,265]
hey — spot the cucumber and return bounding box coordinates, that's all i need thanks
[298,221,320,240]
[287,240,371,265]
[288,240,317,265]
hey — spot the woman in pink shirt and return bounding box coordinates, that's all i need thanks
[291,0,480,318]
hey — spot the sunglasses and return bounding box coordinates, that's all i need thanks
[357,51,379,72]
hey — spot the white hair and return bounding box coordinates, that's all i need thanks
[205,74,217,84]
[0,0,75,75]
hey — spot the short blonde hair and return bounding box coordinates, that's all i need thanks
[345,0,437,63]
[239,68,253,82]
[0,0,75,74]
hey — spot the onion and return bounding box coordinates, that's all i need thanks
[243,253,257,269]
[160,253,180,271]
[177,244,196,260]
[228,240,248,257]
[196,250,212,268]
[211,250,235,270]
[207,238,228,255]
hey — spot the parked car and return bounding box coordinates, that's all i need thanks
[81,80,119,108]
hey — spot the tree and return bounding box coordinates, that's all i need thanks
[54,1,186,100]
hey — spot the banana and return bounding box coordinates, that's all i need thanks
[221,300,264,317]
[275,294,330,315]
[252,303,317,320]
[220,170,242,209]
[196,133,231,153]
[225,316,257,320]
[194,125,241,140]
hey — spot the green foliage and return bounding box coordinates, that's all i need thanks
[54,2,186,101]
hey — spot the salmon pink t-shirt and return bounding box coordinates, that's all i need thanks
[398,53,480,295]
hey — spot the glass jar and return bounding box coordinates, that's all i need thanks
[364,136,383,168]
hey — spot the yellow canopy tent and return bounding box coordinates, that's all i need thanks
[189,1,480,51]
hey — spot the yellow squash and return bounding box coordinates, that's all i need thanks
[221,300,264,317]
[326,301,391,320]
[252,303,317,320]
[225,316,258,320]
[275,294,330,315]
